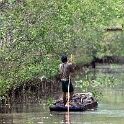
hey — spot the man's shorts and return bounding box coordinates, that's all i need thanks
[61,80,74,92]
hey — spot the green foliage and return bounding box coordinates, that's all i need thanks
[45,98,53,107]
[76,72,122,101]
[0,96,5,104]
[0,0,124,95]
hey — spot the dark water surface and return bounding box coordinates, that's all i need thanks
[1,64,124,124]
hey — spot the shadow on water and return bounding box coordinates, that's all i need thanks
[1,64,124,124]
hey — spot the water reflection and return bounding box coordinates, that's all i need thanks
[0,114,13,124]
[50,111,72,124]
[63,112,71,124]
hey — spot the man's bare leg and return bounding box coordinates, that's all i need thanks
[65,92,74,106]
[63,92,66,106]
[69,92,74,101]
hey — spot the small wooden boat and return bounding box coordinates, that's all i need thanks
[50,105,87,111]
[49,92,98,111]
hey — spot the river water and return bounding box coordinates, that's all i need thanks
[0,64,124,124]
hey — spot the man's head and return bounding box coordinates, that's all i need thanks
[61,54,67,63]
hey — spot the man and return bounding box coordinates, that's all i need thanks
[59,54,74,106]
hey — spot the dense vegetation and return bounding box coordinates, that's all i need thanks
[0,0,124,96]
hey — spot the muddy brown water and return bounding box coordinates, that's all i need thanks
[0,64,124,124]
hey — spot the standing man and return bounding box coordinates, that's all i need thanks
[59,54,74,106]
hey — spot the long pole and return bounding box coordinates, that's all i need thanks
[67,75,70,123]
[67,54,72,123]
